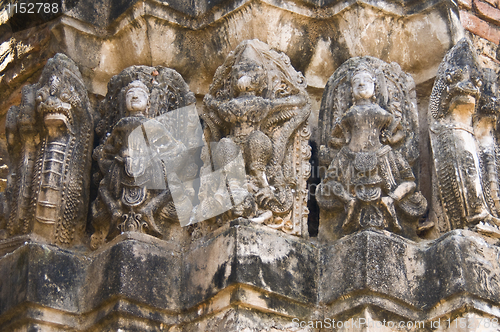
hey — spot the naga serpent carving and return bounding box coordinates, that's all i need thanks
[3,53,93,246]
[428,39,500,236]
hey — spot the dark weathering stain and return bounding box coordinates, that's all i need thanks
[211,257,237,290]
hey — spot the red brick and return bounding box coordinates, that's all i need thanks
[474,0,500,26]
[460,10,500,44]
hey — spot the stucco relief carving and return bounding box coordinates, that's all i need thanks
[1,54,93,246]
[316,57,427,240]
[429,39,500,238]
[196,39,311,236]
[90,66,199,249]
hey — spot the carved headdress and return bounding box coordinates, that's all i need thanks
[95,66,196,142]
[207,39,307,102]
[429,38,483,120]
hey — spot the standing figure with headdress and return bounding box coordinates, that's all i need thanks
[197,39,311,236]
[91,67,198,249]
[317,62,426,237]
[317,57,426,241]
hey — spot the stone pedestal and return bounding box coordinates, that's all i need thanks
[1,221,500,331]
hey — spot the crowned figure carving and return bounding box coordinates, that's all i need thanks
[90,66,199,249]
[429,38,500,237]
[1,54,93,246]
[196,39,311,236]
[316,57,427,241]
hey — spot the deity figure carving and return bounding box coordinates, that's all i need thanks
[428,38,500,237]
[196,39,311,236]
[316,57,427,240]
[90,66,199,249]
[1,53,93,246]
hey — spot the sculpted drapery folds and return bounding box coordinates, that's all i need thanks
[90,66,198,249]
[429,38,500,237]
[1,54,93,246]
[316,57,427,240]
[197,39,311,236]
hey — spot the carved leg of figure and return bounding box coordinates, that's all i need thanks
[381,196,402,231]
[246,130,273,189]
[342,198,357,230]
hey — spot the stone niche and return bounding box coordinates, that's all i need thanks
[1,0,500,332]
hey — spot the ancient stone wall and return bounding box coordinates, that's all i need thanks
[0,0,499,331]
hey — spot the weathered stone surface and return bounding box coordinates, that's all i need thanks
[1,53,93,246]
[321,229,500,323]
[316,56,427,240]
[18,0,462,98]
[0,23,55,114]
[197,39,311,236]
[184,219,317,308]
[1,224,500,330]
[90,65,198,249]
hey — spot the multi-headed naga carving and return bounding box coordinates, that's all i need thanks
[429,39,500,237]
[197,39,311,236]
[316,57,427,240]
[1,53,93,246]
[91,66,198,249]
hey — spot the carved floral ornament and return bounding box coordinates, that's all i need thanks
[0,38,499,250]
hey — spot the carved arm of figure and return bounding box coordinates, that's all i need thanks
[98,177,123,226]
[268,94,308,112]
[137,188,172,235]
[204,94,239,123]
[381,116,405,145]
[205,93,307,124]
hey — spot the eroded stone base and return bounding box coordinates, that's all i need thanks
[1,221,500,331]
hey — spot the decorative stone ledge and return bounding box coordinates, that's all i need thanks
[0,0,464,106]
[1,221,500,330]
[54,0,464,96]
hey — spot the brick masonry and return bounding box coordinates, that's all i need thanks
[459,0,500,69]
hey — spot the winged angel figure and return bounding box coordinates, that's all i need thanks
[196,40,311,236]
